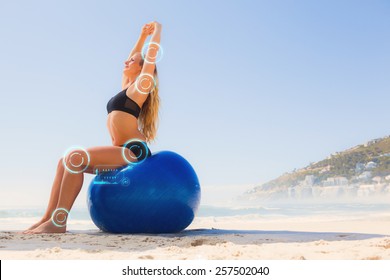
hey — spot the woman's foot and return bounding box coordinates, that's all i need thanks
[21,218,50,234]
[24,219,66,234]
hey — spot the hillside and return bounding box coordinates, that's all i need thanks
[243,135,390,201]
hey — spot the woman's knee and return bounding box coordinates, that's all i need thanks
[62,149,90,174]
[63,149,87,167]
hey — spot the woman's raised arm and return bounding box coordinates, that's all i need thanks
[126,22,161,97]
[139,22,161,79]
[121,23,154,88]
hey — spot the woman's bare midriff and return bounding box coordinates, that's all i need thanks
[107,111,147,146]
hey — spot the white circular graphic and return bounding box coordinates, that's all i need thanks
[51,208,69,228]
[63,146,90,174]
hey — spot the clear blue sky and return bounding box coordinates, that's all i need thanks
[0,0,389,207]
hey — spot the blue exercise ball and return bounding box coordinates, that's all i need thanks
[87,151,201,233]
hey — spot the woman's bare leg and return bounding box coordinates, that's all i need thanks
[25,145,133,234]
[25,171,84,234]
[22,158,66,232]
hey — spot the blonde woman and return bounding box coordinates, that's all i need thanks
[23,21,162,234]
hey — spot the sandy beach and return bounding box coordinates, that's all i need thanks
[1,212,389,260]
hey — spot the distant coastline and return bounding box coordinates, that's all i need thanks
[243,135,390,201]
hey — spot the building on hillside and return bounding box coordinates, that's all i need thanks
[322,176,348,186]
[303,175,316,186]
[372,176,383,184]
[357,171,372,181]
[365,161,377,170]
[364,138,382,147]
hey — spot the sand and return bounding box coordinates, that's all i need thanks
[1,213,390,260]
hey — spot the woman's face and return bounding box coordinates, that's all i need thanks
[123,52,143,76]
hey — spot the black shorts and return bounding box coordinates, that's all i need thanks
[120,140,152,162]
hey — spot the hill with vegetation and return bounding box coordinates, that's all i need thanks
[243,135,390,201]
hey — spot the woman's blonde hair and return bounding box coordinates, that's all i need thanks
[137,59,160,144]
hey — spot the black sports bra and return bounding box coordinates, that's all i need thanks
[106,88,141,118]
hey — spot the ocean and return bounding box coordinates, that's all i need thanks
[1,202,389,231]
